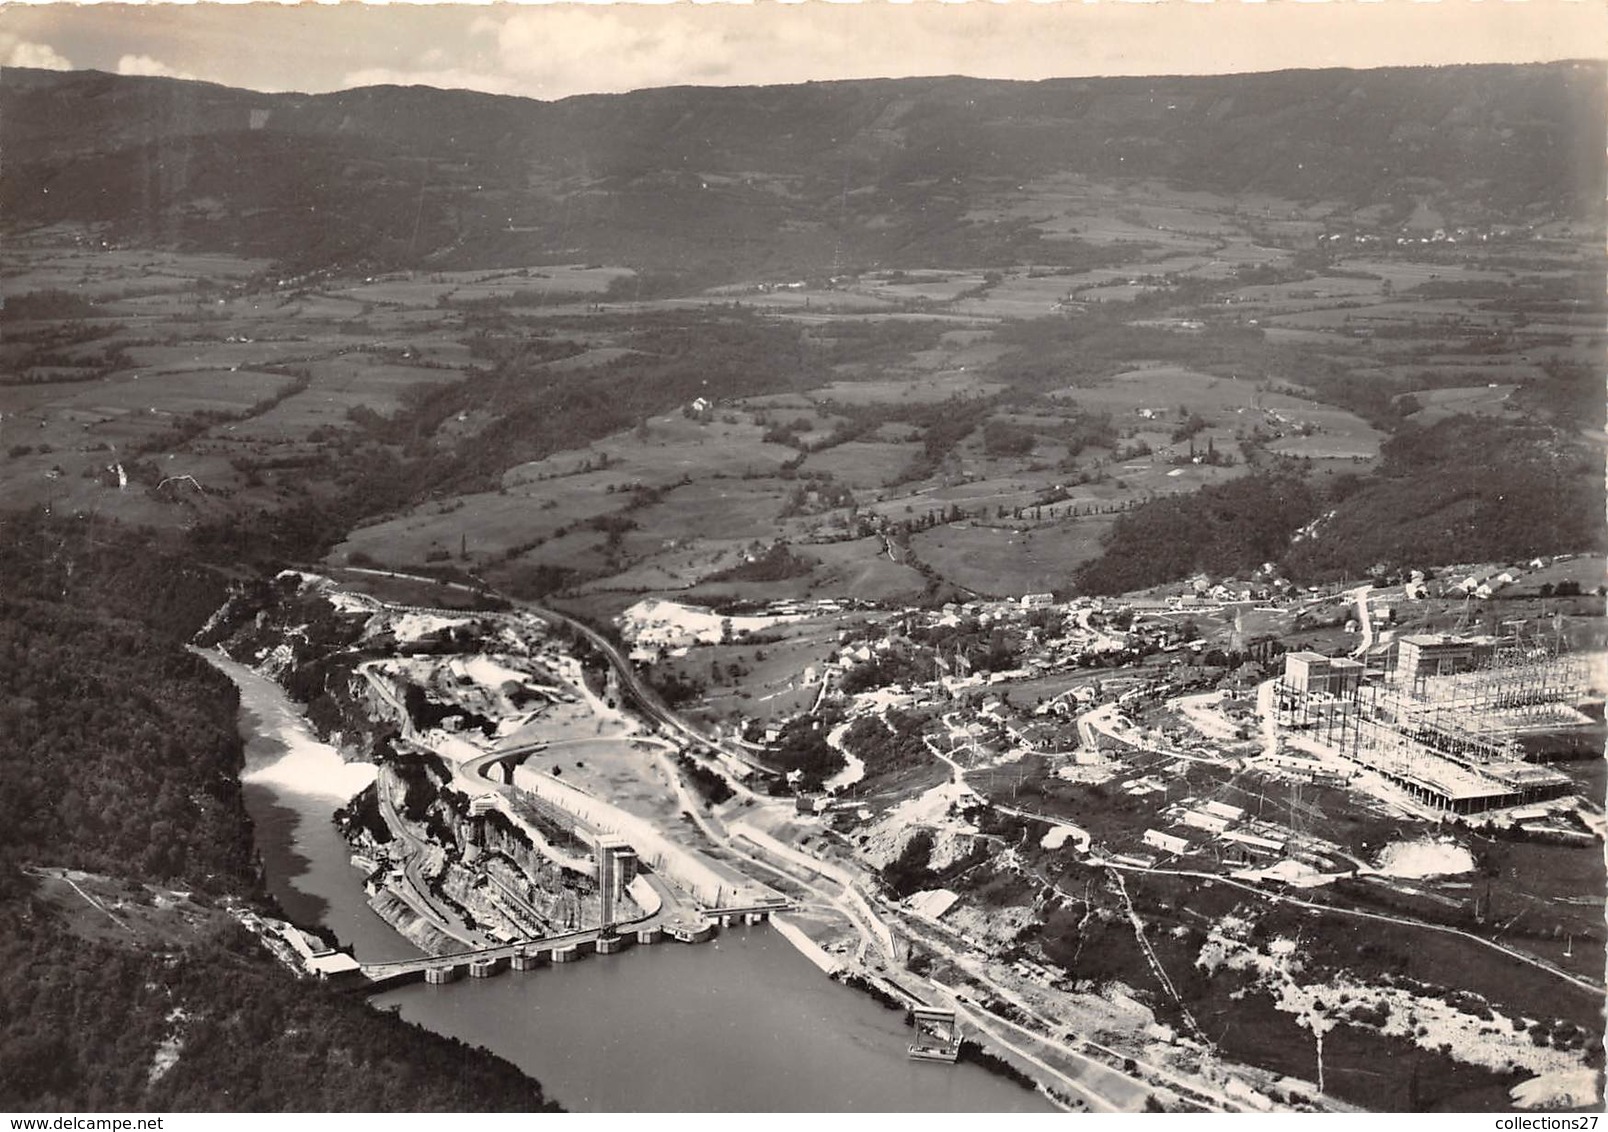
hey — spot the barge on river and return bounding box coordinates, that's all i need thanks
[907,1006,962,1062]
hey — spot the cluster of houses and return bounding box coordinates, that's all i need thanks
[1318,225,1522,247]
[1128,571,1289,609]
[1432,557,1591,601]
[1444,566,1526,601]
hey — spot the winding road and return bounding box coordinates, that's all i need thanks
[323,566,1349,1109]
[375,789,485,949]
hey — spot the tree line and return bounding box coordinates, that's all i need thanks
[0,509,561,1111]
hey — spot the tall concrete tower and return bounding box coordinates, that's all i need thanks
[595,835,638,929]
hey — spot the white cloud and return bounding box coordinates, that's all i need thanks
[338,10,744,100]
[461,5,1115,101]
[487,9,738,97]
[116,55,197,81]
[234,1,1608,103]
[2,34,74,72]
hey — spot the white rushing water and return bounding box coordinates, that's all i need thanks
[241,723,377,800]
[203,649,378,800]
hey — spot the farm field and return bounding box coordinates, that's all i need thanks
[796,537,929,602]
[325,265,633,308]
[4,172,1601,612]
[803,374,1007,405]
[643,625,845,727]
[1399,385,1522,425]
[0,235,510,525]
[6,61,1607,1118]
[909,517,1115,597]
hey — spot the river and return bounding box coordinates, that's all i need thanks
[376,926,1049,1112]
[211,649,1051,1112]
[211,650,418,963]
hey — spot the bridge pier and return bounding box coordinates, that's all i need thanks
[670,921,717,944]
[365,907,764,986]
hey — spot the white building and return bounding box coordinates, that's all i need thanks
[1143,829,1190,856]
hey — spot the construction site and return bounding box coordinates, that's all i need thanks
[1275,628,1603,818]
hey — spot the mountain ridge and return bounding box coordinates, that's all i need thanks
[5,61,1602,277]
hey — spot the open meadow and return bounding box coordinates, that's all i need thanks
[5,173,1601,610]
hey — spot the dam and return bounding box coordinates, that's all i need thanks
[217,648,1052,1113]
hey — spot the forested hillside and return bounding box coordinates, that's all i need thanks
[1281,417,1606,579]
[0,918,558,1112]
[0,511,245,886]
[1071,418,1605,593]
[0,595,253,884]
[4,61,1601,278]
[0,510,559,1112]
[1072,472,1318,594]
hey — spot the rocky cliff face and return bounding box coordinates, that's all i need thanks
[348,755,627,951]
[366,886,462,957]
[205,573,398,761]
[211,571,641,949]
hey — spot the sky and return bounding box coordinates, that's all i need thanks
[0,1,1603,102]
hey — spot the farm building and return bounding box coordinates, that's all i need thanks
[1143,829,1190,856]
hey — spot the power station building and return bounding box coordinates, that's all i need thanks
[1276,651,1365,738]
[1276,642,1576,816]
[1392,634,1499,693]
[1282,651,1365,700]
